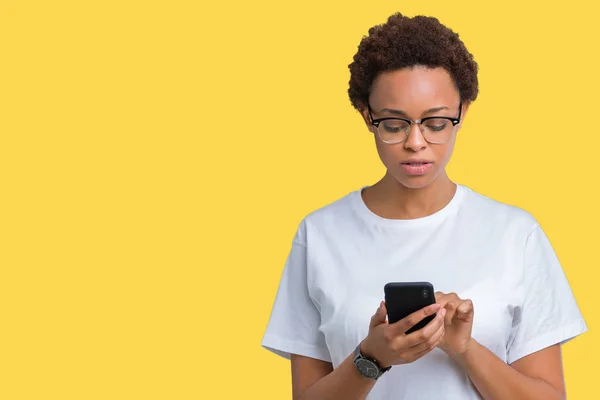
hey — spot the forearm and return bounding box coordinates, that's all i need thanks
[298,353,376,400]
[454,340,564,400]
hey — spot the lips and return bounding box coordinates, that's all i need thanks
[400,161,433,176]
[401,160,433,165]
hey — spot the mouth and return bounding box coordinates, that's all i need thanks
[401,162,432,166]
[400,161,433,175]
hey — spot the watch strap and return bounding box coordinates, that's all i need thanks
[353,342,390,379]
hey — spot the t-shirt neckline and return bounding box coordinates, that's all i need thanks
[352,183,466,229]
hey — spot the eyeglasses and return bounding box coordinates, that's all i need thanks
[367,102,462,144]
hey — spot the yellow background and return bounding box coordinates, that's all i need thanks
[0,0,597,399]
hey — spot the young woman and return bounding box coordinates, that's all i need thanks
[262,13,587,400]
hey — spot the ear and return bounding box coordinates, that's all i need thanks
[360,106,376,134]
[456,102,471,131]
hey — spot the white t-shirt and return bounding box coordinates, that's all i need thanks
[262,184,587,399]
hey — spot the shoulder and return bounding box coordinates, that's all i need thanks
[459,184,539,234]
[306,190,359,224]
[293,189,362,245]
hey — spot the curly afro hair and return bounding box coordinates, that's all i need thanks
[348,13,479,111]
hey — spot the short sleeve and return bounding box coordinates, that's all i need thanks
[261,222,332,363]
[506,224,588,364]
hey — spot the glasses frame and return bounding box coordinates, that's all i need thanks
[367,102,463,144]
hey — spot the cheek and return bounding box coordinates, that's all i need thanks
[439,137,456,165]
[374,138,397,169]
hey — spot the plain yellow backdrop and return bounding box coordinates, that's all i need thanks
[0,0,597,399]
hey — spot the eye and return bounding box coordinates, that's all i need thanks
[423,118,449,132]
[381,119,410,133]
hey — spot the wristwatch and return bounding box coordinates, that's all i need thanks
[353,342,391,380]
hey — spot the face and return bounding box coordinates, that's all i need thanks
[361,66,469,190]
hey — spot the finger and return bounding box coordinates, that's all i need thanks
[379,301,388,322]
[408,315,446,353]
[444,300,460,326]
[391,303,441,335]
[408,324,446,360]
[436,292,459,308]
[404,307,446,347]
[370,301,387,328]
[455,299,474,322]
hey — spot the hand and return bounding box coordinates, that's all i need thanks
[434,292,475,359]
[360,301,446,368]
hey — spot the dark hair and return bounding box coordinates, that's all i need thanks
[348,13,479,111]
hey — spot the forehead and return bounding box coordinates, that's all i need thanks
[369,67,459,108]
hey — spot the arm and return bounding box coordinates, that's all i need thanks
[291,353,375,400]
[435,292,567,400]
[291,302,445,400]
[454,339,566,400]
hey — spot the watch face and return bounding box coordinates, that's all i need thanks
[356,358,379,378]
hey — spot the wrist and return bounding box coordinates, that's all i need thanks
[359,340,375,360]
[359,339,390,369]
[452,338,478,366]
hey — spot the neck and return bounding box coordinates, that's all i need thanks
[362,172,456,220]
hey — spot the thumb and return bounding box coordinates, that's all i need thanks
[456,300,474,323]
[370,301,387,327]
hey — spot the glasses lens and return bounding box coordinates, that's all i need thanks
[378,119,410,143]
[421,118,454,143]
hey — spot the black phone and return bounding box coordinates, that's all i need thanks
[384,282,437,334]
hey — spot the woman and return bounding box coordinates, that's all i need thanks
[261,13,587,400]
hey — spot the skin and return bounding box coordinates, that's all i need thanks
[359,67,465,221]
[290,66,566,400]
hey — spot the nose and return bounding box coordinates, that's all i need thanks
[403,123,427,152]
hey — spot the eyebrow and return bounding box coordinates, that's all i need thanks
[377,106,450,117]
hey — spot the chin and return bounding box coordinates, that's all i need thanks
[396,178,434,189]
[390,170,441,190]
[392,169,443,189]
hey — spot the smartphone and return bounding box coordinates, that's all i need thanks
[384,282,437,334]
